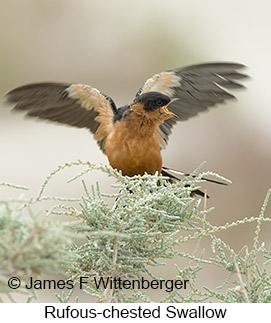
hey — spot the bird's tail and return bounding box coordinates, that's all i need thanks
[161,166,227,198]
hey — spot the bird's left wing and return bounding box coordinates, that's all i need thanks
[135,62,248,148]
[6,82,117,152]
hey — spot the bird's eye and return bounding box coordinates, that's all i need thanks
[156,99,163,106]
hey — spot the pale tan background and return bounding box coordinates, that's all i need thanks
[0,0,270,302]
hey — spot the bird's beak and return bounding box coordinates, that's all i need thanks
[162,98,179,117]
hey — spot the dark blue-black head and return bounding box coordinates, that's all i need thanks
[133,92,171,112]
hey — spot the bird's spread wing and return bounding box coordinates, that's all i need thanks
[6,82,117,152]
[136,62,248,148]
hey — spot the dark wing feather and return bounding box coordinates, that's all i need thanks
[136,62,248,147]
[6,82,117,153]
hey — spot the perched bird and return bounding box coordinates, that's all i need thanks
[6,62,247,191]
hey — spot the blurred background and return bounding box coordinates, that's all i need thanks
[0,0,270,302]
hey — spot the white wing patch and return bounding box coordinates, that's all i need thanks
[66,84,104,110]
[142,72,181,97]
[66,83,114,141]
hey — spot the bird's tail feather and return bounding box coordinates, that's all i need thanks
[161,166,228,198]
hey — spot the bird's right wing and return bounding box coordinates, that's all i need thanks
[6,82,117,152]
[136,62,248,148]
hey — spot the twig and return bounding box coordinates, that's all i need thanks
[189,189,208,266]
[234,257,250,303]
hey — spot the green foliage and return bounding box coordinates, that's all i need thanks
[0,199,75,301]
[0,161,270,302]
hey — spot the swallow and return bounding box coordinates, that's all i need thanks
[6,62,247,191]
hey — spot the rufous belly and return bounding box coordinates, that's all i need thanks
[104,129,162,176]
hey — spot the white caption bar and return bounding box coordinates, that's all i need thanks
[1,303,270,322]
